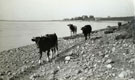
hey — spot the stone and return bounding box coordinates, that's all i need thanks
[129,58,135,63]
[91,40,94,44]
[106,64,112,68]
[23,60,29,64]
[65,75,71,79]
[7,65,10,68]
[7,71,12,76]
[30,73,40,80]
[81,47,85,50]
[57,66,60,70]
[80,77,84,80]
[123,44,128,47]
[31,61,34,64]
[77,70,82,74]
[0,78,3,80]
[20,65,29,72]
[68,51,73,55]
[65,61,69,64]
[85,43,89,45]
[106,59,114,64]
[0,72,5,76]
[112,47,116,52]
[112,73,116,76]
[29,75,34,80]
[77,46,80,49]
[80,51,84,55]
[118,71,129,78]
[65,56,71,61]
[129,78,135,80]
[53,69,59,75]
[94,64,97,67]
[105,54,109,58]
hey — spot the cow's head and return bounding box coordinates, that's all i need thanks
[81,27,85,30]
[81,27,87,33]
[31,37,40,43]
[67,24,73,27]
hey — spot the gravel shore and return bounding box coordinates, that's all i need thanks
[0,22,135,80]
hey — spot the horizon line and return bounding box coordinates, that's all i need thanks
[0,16,134,22]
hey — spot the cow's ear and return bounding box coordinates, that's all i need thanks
[31,38,35,41]
[81,28,83,30]
[67,24,72,26]
[54,33,56,35]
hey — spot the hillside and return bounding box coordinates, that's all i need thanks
[0,20,135,80]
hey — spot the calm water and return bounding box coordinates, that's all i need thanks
[0,21,125,52]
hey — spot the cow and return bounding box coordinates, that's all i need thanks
[67,24,77,36]
[81,25,92,40]
[31,33,58,64]
[46,33,58,54]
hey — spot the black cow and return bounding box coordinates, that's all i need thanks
[31,33,58,64]
[81,25,92,40]
[46,33,58,54]
[67,24,77,36]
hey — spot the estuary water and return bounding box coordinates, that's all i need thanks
[0,21,125,52]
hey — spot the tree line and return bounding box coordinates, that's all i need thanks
[63,15,95,21]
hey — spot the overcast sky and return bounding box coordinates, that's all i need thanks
[0,0,134,20]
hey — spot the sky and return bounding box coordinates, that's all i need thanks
[0,0,134,20]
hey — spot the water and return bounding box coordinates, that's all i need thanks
[0,21,124,52]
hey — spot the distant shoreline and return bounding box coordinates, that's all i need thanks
[0,20,130,23]
[0,16,134,22]
[0,20,62,22]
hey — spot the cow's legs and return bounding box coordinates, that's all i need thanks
[85,37,87,40]
[39,50,42,64]
[85,34,87,40]
[75,31,77,35]
[55,48,58,55]
[49,49,53,59]
[73,32,75,35]
[51,48,54,56]
[46,50,50,61]
[88,33,90,39]
[71,31,73,36]
[55,45,58,56]
[56,45,58,51]
[54,47,58,56]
